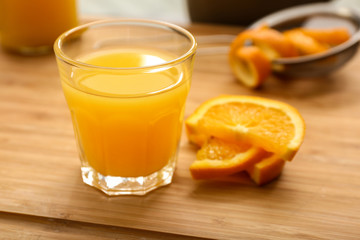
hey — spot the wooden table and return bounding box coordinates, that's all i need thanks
[1,23,359,240]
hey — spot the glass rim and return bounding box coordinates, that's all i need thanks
[53,18,197,71]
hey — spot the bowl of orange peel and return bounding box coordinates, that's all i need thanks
[228,3,360,88]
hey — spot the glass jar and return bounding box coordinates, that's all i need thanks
[0,0,78,55]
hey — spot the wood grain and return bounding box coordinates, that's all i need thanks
[0,23,360,239]
[0,212,207,240]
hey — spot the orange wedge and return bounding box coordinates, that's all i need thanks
[229,46,271,88]
[185,95,305,161]
[299,27,350,46]
[283,29,329,56]
[246,154,285,185]
[190,137,266,180]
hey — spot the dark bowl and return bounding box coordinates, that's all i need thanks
[249,3,360,77]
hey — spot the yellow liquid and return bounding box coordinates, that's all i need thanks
[61,49,190,177]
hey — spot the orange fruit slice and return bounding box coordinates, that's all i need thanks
[229,46,271,88]
[190,137,266,180]
[185,95,305,161]
[246,154,285,185]
[283,29,329,56]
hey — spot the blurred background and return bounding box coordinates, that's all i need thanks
[2,0,360,55]
[78,0,360,25]
[78,0,190,24]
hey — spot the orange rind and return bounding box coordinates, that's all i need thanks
[229,46,271,88]
[299,27,350,46]
[229,26,299,88]
[283,29,329,56]
[230,27,299,60]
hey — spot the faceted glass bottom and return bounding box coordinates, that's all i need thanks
[80,158,176,196]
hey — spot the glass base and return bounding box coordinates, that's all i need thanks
[81,160,176,196]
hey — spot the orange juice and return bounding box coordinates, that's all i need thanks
[0,0,77,54]
[60,48,191,177]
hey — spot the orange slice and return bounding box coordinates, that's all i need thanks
[190,137,266,180]
[283,29,329,56]
[229,46,271,88]
[246,154,285,185]
[299,27,350,46]
[185,95,305,161]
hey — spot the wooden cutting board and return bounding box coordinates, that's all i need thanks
[0,23,359,239]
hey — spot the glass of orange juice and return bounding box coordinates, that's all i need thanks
[0,0,78,55]
[54,19,197,195]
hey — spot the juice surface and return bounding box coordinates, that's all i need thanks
[61,48,190,177]
[0,0,78,51]
[76,49,181,96]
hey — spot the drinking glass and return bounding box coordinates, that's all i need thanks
[54,19,196,195]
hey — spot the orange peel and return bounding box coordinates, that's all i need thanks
[230,27,298,60]
[299,27,350,46]
[283,29,329,56]
[229,46,271,88]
